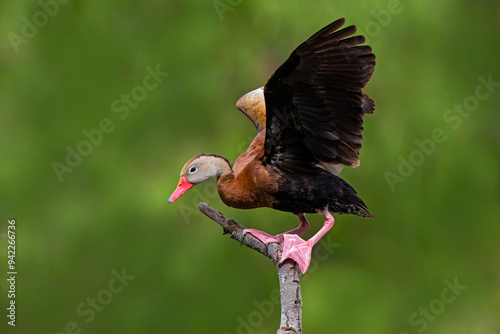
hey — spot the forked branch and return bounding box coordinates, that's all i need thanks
[198,202,302,334]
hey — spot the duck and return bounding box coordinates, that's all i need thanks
[168,18,376,274]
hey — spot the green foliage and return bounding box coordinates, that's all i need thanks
[1,0,499,333]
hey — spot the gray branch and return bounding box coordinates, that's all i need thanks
[198,202,302,334]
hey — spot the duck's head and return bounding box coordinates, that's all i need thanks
[168,153,231,204]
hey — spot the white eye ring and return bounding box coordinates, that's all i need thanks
[189,166,197,174]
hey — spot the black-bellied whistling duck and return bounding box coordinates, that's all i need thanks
[169,18,375,274]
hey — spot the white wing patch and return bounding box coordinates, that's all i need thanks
[319,162,344,175]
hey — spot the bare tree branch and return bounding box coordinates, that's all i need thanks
[198,202,279,262]
[198,202,302,334]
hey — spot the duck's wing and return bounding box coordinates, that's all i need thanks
[236,87,266,132]
[261,18,375,175]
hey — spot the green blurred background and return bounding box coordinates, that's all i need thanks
[1,0,499,333]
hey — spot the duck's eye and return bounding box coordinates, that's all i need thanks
[189,166,197,174]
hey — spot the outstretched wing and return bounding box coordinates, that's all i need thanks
[236,87,266,132]
[262,18,375,174]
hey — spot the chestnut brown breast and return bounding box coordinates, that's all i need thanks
[217,131,279,209]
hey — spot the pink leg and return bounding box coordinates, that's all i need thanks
[243,214,310,245]
[285,214,310,235]
[280,211,335,274]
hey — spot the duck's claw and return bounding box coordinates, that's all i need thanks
[243,229,284,244]
[280,234,313,274]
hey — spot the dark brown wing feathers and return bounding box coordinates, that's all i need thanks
[262,18,375,169]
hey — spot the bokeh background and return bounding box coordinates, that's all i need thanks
[1,0,499,333]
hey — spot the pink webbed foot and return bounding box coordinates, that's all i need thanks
[280,234,313,274]
[243,214,310,246]
[280,211,335,274]
[243,229,284,244]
